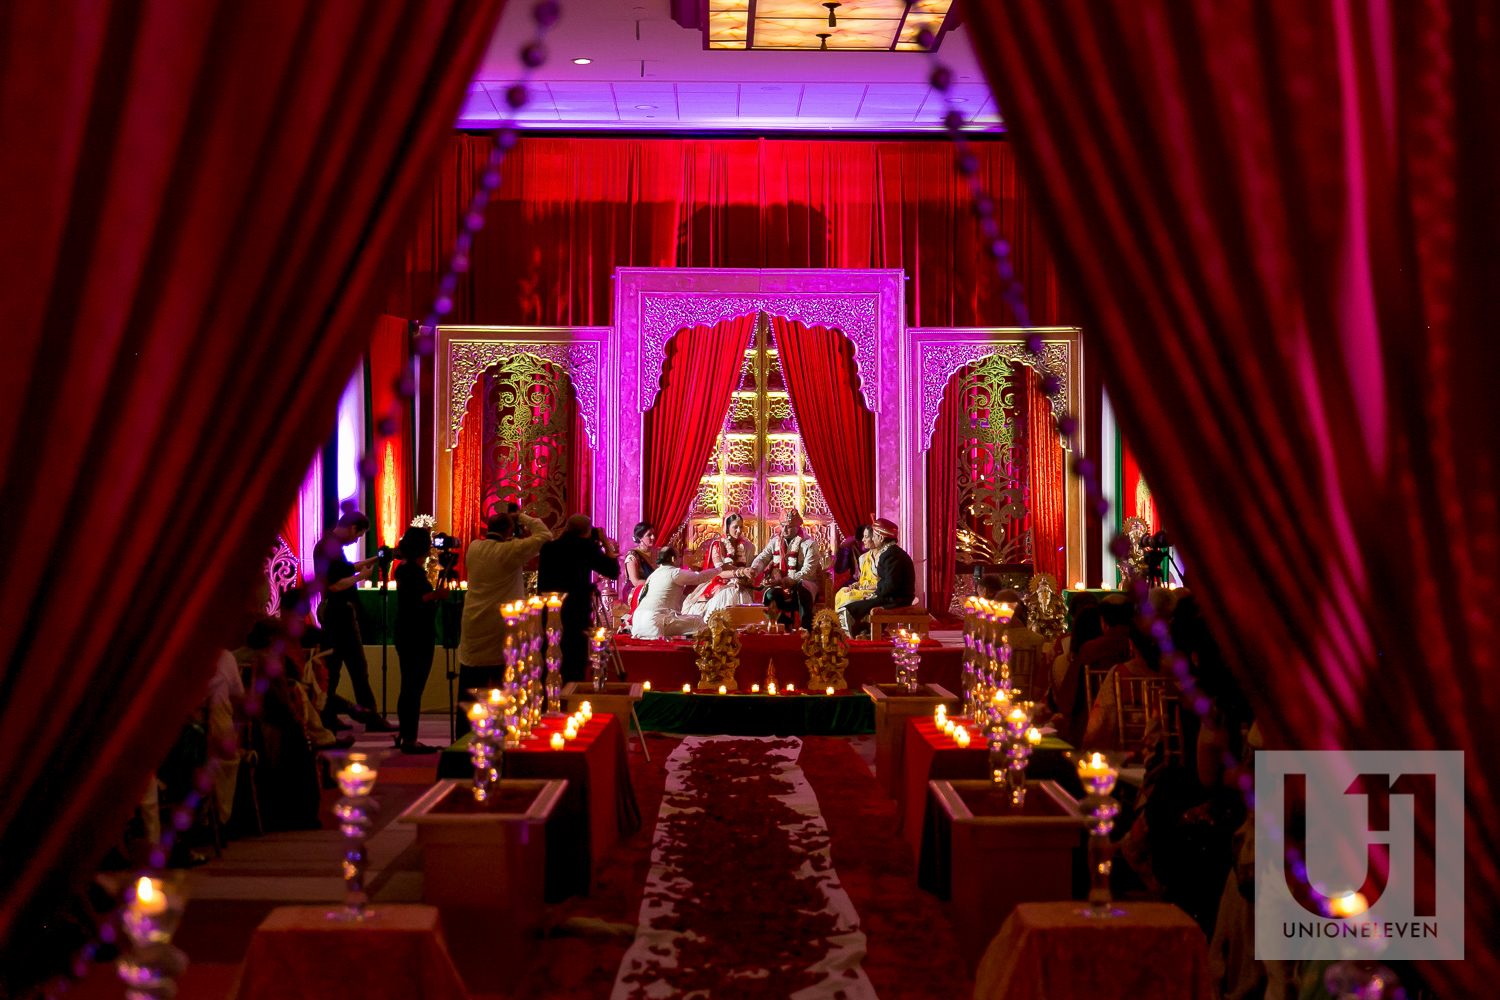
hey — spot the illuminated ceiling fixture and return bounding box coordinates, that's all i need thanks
[688,0,958,52]
[572,57,592,64]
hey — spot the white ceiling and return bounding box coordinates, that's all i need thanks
[457,0,1002,132]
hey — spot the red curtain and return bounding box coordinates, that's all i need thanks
[926,369,969,616]
[452,384,485,580]
[968,1,1499,991]
[0,0,504,978]
[369,315,412,548]
[771,318,875,539]
[644,315,757,543]
[1023,366,1067,582]
[389,137,1075,330]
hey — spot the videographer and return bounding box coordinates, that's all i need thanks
[456,503,551,727]
[314,505,394,733]
[537,514,620,683]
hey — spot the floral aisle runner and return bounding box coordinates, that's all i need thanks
[611,736,880,1000]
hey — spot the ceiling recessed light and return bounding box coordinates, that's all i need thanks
[635,104,657,109]
[572,57,592,65]
[949,97,968,103]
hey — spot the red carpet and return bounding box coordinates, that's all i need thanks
[798,736,973,1000]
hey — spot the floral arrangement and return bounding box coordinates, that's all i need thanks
[693,609,741,690]
[802,609,850,691]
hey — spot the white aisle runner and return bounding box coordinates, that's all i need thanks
[611,736,879,1000]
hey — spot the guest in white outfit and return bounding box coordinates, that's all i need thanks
[633,546,734,638]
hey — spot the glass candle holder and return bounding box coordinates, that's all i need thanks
[589,627,609,691]
[526,596,545,734]
[543,592,565,712]
[1000,700,1041,807]
[501,605,524,747]
[116,871,189,1000]
[1065,750,1129,918]
[466,689,505,804]
[321,749,389,920]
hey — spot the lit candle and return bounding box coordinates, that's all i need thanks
[787,683,795,693]
[826,686,835,696]
[751,683,761,692]
[467,702,489,723]
[954,727,971,747]
[564,724,578,740]
[132,876,167,917]
[942,718,956,735]
[682,683,692,693]
[934,706,947,724]
[1076,752,1113,778]
[767,683,777,696]
[1008,706,1028,725]
[643,680,651,691]
[336,760,377,796]
[579,701,592,718]
[718,684,727,695]
[1026,727,1043,745]
[550,732,565,750]
[1074,581,1086,591]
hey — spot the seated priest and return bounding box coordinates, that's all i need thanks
[749,508,823,629]
[841,518,915,637]
[633,546,733,639]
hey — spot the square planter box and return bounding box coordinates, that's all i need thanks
[863,683,961,797]
[562,680,643,745]
[930,778,1085,973]
[398,778,567,994]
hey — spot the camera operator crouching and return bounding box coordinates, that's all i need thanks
[537,515,620,684]
[455,502,550,736]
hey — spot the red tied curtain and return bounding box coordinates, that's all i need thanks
[1022,365,1067,583]
[926,368,970,615]
[644,315,757,543]
[770,318,875,538]
[369,315,413,548]
[968,1,1500,990]
[452,384,486,580]
[0,0,504,980]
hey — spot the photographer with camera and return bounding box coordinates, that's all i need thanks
[537,514,620,683]
[456,502,551,727]
[313,505,395,733]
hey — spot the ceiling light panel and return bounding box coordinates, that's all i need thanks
[703,0,954,51]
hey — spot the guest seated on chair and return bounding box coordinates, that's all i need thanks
[833,525,878,633]
[632,546,733,639]
[1050,594,1133,745]
[841,518,915,637]
[749,509,823,629]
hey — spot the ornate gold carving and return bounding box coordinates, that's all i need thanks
[802,609,851,691]
[956,354,1031,565]
[484,354,571,531]
[694,610,742,689]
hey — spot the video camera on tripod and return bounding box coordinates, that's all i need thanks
[431,532,462,585]
[1142,531,1172,588]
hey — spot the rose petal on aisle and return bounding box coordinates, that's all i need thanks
[612,736,879,1000]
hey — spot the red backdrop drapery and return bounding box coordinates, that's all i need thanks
[389,137,1075,331]
[968,1,1500,990]
[369,315,413,548]
[1023,365,1067,583]
[452,385,486,580]
[0,0,504,980]
[770,318,875,539]
[643,315,757,543]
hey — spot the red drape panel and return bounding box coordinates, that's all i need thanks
[926,369,968,616]
[968,2,1499,990]
[279,501,301,571]
[0,0,504,975]
[369,315,412,548]
[770,318,875,538]
[643,315,757,542]
[389,138,1075,330]
[1023,366,1067,582]
[452,384,485,581]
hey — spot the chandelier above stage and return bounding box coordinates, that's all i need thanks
[691,0,958,52]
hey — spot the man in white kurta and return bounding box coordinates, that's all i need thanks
[633,548,730,638]
[749,510,823,628]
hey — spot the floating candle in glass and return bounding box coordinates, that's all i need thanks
[1026,727,1043,745]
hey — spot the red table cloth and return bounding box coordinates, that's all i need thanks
[502,713,640,900]
[898,715,989,858]
[615,635,963,692]
[973,901,1211,1000]
[233,905,467,1000]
